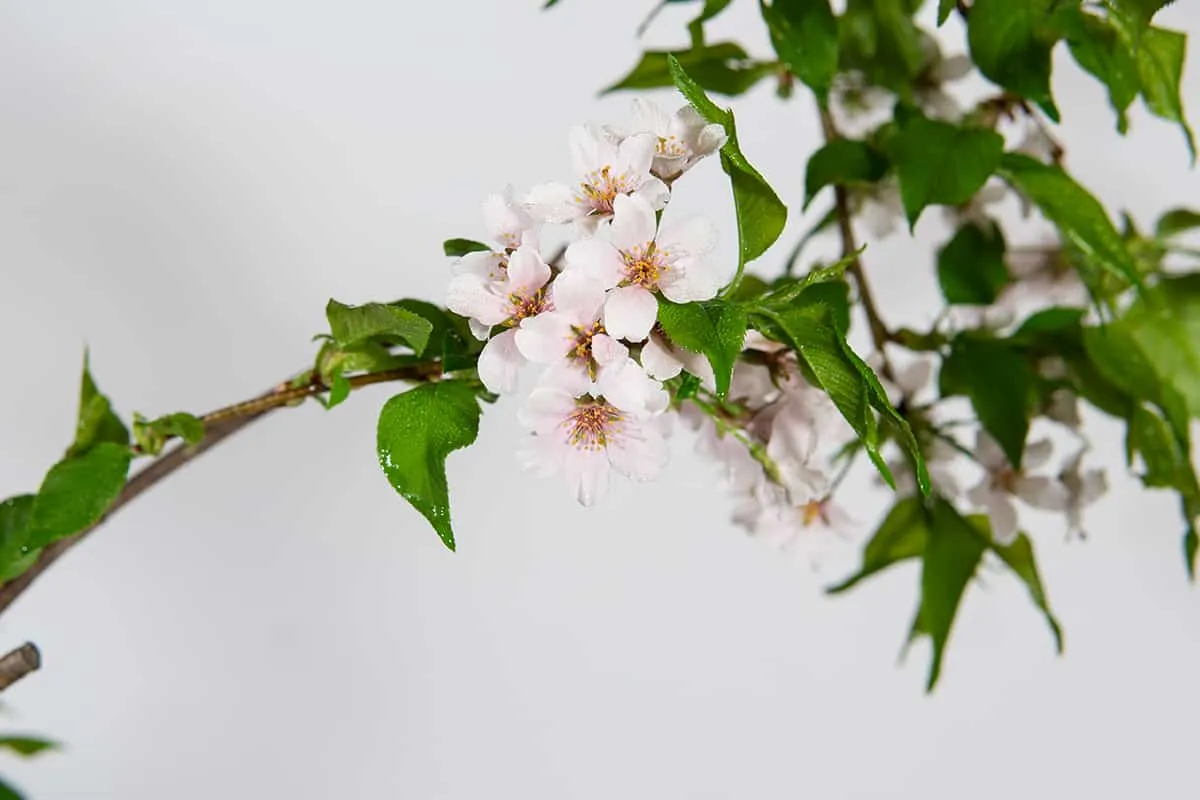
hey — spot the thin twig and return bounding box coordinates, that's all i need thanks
[0,642,41,694]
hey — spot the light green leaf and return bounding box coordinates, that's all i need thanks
[1109,0,1174,30]
[326,373,352,410]
[326,299,433,356]
[1083,322,1189,445]
[376,382,481,551]
[1063,9,1140,133]
[656,299,748,398]
[606,43,774,96]
[1155,208,1200,239]
[937,0,955,26]
[760,0,839,101]
[0,496,39,582]
[803,139,888,210]
[967,0,1060,120]
[26,443,132,549]
[827,497,927,593]
[889,117,1003,228]
[989,530,1064,653]
[1134,25,1196,161]
[1119,274,1200,417]
[669,56,788,288]
[999,153,1140,288]
[132,412,205,456]
[944,336,1033,468]
[936,221,1009,305]
[68,354,129,459]
[443,238,490,258]
[1127,404,1197,492]
[0,737,59,758]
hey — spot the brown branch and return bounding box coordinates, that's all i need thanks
[0,642,41,693]
[0,361,443,617]
[817,107,895,381]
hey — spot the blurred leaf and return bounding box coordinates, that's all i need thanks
[1083,322,1189,445]
[760,0,839,101]
[68,355,129,459]
[1119,274,1200,417]
[1127,404,1198,492]
[26,443,131,549]
[944,336,1033,468]
[0,777,24,800]
[376,382,481,551]
[442,238,490,258]
[132,412,205,456]
[803,139,889,210]
[1109,0,1174,30]
[838,0,925,92]
[657,299,748,398]
[967,0,1061,120]
[827,497,927,593]
[1063,9,1139,133]
[937,0,955,26]
[989,530,1064,652]
[1133,26,1197,161]
[326,299,433,355]
[0,496,38,582]
[889,117,1003,227]
[669,56,788,277]
[0,737,58,758]
[606,43,773,96]
[936,221,1009,305]
[1012,307,1086,339]
[1155,208,1200,239]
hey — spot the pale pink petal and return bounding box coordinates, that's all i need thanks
[446,274,509,325]
[518,385,577,435]
[518,434,567,478]
[514,312,574,363]
[564,446,611,506]
[632,177,670,211]
[658,216,718,258]
[597,358,669,417]
[468,318,492,342]
[641,336,684,380]
[483,188,535,249]
[603,285,659,341]
[615,132,656,181]
[607,421,669,481]
[523,182,578,224]
[631,98,672,137]
[506,245,551,295]
[454,250,505,281]
[541,360,594,398]
[476,329,525,395]
[591,333,628,367]
[569,124,616,177]
[563,238,624,289]
[610,193,658,252]
[549,270,607,326]
[659,259,720,303]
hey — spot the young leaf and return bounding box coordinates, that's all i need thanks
[944,336,1033,468]
[827,497,927,593]
[1063,9,1140,133]
[69,354,130,459]
[936,221,1009,305]
[668,56,788,286]
[0,495,38,582]
[326,299,433,355]
[989,531,1064,652]
[1134,26,1196,161]
[888,117,1003,228]
[759,0,839,101]
[326,373,352,410]
[132,412,205,455]
[376,382,481,551]
[999,153,1141,288]
[25,443,132,549]
[803,139,889,210]
[1155,208,1200,239]
[443,238,490,258]
[909,499,988,691]
[966,0,1061,120]
[656,298,748,398]
[606,43,773,96]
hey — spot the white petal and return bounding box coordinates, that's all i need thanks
[641,336,684,380]
[658,215,718,258]
[694,122,727,156]
[563,446,610,506]
[965,480,996,509]
[1023,438,1054,470]
[659,259,720,303]
[607,419,669,481]
[514,312,574,363]
[476,330,525,394]
[936,54,973,82]
[603,285,658,341]
[506,245,551,295]
[482,188,535,249]
[972,431,1008,470]
[597,358,669,417]
[549,270,607,326]
[563,238,624,289]
[454,251,504,281]
[632,177,670,211]
[615,132,656,181]
[518,385,576,435]
[541,360,594,398]
[986,494,1020,545]
[446,274,509,325]
[630,98,672,137]
[569,124,614,177]
[590,333,628,367]
[1015,475,1070,511]
[610,193,658,253]
[523,182,578,224]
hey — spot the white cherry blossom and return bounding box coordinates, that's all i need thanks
[640,332,716,391]
[565,193,719,341]
[524,125,669,232]
[1059,449,1107,538]
[608,98,727,183]
[850,178,906,240]
[965,433,1069,545]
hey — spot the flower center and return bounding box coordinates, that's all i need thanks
[508,288,548,323]
[801,499,826,527]
[567,401,622,451]
[568,321,605,367]
[992,468,1019,493]
[656,134,687,158]
[577,165,634,215]
[622,243,667,289]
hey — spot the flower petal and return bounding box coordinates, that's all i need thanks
[564,238,624,289]
[986,494,1020,545]
[603,285,658,341]
[658,215,718,259]
[549,270,607,326]
[610,193,658,253]
[563,446,610,506]
[631,98,672,137]
[659,258,720,303]
[514,312,574,363]
[607,419,669,482]
[1023,438,1055,470]
[454,250,505,282]
[598,358,669,417]
[506,245,551,295]
[523,182,578,224]
[476,329,525,394]
[1014,475,1069,511]
[632,177,670,211]
[570,124,616,177]
[972,430,1008,470]
[641,335,684,380]
[591,333,629,367]
[518,384,576,434]
[446,274,509,325]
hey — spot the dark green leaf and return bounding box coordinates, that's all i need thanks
[0,496,38,582]
[376,382,481,551]
[443,238,491,258]
[132,412,205,455]
[999,153,1140,287]
[394,299,483,372]
[26,443,131,549]
[889,117,1004,227]
[827,497,927,593]
[1012,307,1086,340]
[606,43,774,96]
[1186,516,1198,581]
[760,0,839,101]
[967,0,1060,120]
[0,777,24,800]
[1109,0,1174,30]
[1155,208,1200,239]
[803,139,889,210]
[68,354,129,459]
[937,0,955,26]
[1134,26,1196,161]
[675,372,702,400]
[0,737,58,757]
[656,299,748,398]
[944,336,1033,467]
[669,56,788,277]
[936,221,1009,305]
[989,530,1064,652]
[1063,9,1140,133]
[326,299,433,355]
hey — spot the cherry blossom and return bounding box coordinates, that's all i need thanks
[1058,449,1107,538]
[965,433,1069,545]
[607,98,727,183]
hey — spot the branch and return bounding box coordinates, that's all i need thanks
[817,106,895,380]
[0,642,41,694]
[0,361,444,617]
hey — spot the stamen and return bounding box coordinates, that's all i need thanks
[567,401,622,451]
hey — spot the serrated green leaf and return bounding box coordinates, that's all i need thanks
[0,496,39,582]
[944,336,1033,468]
[999,153,1140,288]
[1063,9,1140,133]
[889,117,1003,228]
[937,0,955,26]
[0,737,58,758]
[606,43,774,96]
[827,496,927,593]
[656,299,748,398]
[967,0,1061,120]
[669,56,788,287]
[326,299,433,356]
[68,354,129,459]
[1134,25,1196,161]
[755,249,861,311]
[25,443,131,549]
[1155,208,1200,239]
[443,238,491,258]
[760,0,839,101]
[988,529,1064,653]
[803,139,889,210]
[393,299,483,373]
[377,382,481,551]
[936,221,1009,305]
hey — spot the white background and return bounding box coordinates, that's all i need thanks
[1,1,1199,797]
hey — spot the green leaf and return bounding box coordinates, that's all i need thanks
[1109,0,1174,30]
[393,299,483,373]
[803,139,889,210]
[132,412,205,456]
[754,249,861,312]
[999,153,1141,288]
[326,373,351,409]
[0,496,38,582]
[443,238,490,258]
[760,0,839,101]
[0,777,24,800]
[936,221,1009,305]
[1119,274,1200,417]
[1083,322,1189,444]
[1127,404,1197,492]
[68,354,129,459]
[676,372,702,400]
[1063,9,1140,133]
[669,56,788,286]
[25,443,132,549]
[936,0,955,26]
[966,0,1061,120]
[326,299,433,355]
[1134,26,1197,161]
[0,737,58,758]
[376,382,481,551]
[837,0,926,93]
[1155,208,1200,239]
[944,336,1033,467]
[1185,516,1198,581]
[909,499,988,691]
[889,116,1004,227]
[656,299,748,398]
[606,43,774,96]
[827,497,927,593]
[989,531,1064,653]
[1012,307,1086,339]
